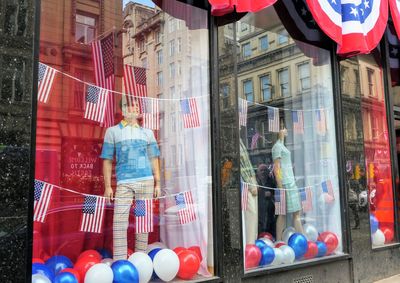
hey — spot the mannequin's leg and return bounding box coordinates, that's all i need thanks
[134,179,154,252]
[293,211,304,234]
[276,215,286,241]
[113,184,134,260]
[244,193,258,243]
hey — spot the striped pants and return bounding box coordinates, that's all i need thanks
[113,179,154,260]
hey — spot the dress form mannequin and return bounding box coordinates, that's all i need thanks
[272,127,303,241]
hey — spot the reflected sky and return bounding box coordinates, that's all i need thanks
[123,0,155,7]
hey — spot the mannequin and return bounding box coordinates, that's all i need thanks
[272,126,303,241]
[101,101,161,260]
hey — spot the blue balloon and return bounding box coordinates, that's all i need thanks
[316,241,327,257]
[370,214,379,234]
[148,248,162,261]
[46,255,73,275]
[288,233,308,259]
[111,260,139,283]
[32,263,54,282]
[255,239,267,250]
[54,272,78,283]
[259,245,275,266]
[97,248,112,259]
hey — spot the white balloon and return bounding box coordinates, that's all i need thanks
[261,238,275,248]
[303,223,319,242]
[153,249,180,282]
[128,252,153,283]
[279,245,295,264]
[101,258,113,266]
[274,241,285,248]
[32,274,51,283]
[271,248,284,265]
[282,227,296,243]
[372,229,385,246]
[146,241,167,253]
[84,263,113,283]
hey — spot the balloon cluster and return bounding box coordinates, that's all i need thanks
[245,225,339,270]
[32,243,201,283]
[370,214,394,246]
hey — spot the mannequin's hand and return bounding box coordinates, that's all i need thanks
[154,184,161,198]
[250,186,258,196]
[104,186,114,203]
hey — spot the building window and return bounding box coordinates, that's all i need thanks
[259,35,268,51]
[170,86,175,96]
[157,71,163,86]
[278,68,290,97]
[157,50,163,65]
[155,30,162,44]
[242,42,251,58]
[298,62,311,92]
[169,18,177,33]
[367,68,375,97]
[260,75,272,101]
[169,39,175,56]
[4,0,28,36]
[177,61,182,76]
[241,23,248,32]
[138,39,145,52]
[142,58,147,69]
[221,84,230,109]
[169,63,175,78]
[243,80,253,102]
[75,13,96,44]
[278,29,289,45]
[0,57,25,102]
[177,38,182,53]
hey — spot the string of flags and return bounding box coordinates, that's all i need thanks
[33,179,198,233]
[241,179,335,214]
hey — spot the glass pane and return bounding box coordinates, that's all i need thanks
[34,0,213,281]
[220,5,343,271]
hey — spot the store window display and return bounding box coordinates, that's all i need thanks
[32,1,213,282]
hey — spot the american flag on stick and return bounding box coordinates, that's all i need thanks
[142,97,159,130]
[268,106,280,133]
[92,33,115,127]
[316,109,326,135]
[241,182,249,211]
[38,63,56,103]
[80,195,106,233]
[135,199,153,233]
[274,189,286,215]
[34,180,54,223]
[175,192,197,224]
[123,65,147,111]
[238,98,248,127]
[84,85,108,123]
[321,180,334,200]
[300,186,313,212]
[180,98,200,128]
[292,110,304,134]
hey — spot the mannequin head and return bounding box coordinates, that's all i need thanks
[120,99,141,123]
[278,125,288,141]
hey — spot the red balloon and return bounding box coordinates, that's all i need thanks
[77,250,102,262]
[262,232,274,241]
[173,247,186,256]
[244,244,262,269]
[318,232,339,255]
[274,241,286,248]
[382,227,394,243]
[177,250,201,280]
[60,268,81,283]
[127,248,134,257]
[188,246,203,262]
[32,258,44,264]
[74,257,100,280]
[303,241,318,259]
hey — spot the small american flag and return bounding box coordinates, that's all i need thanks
[92,33,115,127]
[123,65,147,111]
[175,192,197,224]
[316,109,326,135]
[84,85,108,123]
[135,199,153,233]
[80,195,106,233]
[241,182,249,211]
[292,110,304,134]
[238,98,248,127]
[274,189,286,215]
[38,63,56,103]
[268,106,280,133]
[34,180,54,223]
[142,97,159,130]
[321,180,334,200]
[300,186,313,212]
[251,132,260,150]
[180,98,200,128]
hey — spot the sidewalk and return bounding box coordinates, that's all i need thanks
[374,274,400,283]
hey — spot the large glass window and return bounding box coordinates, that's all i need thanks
[243,42,252,58]
[33,1,213,282]
[260,36,269,51]
[219,6,343,272]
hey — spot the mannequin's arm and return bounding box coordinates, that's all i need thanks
[273,158,283,188]
[152,157,161,198]
[103,159,114,202]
